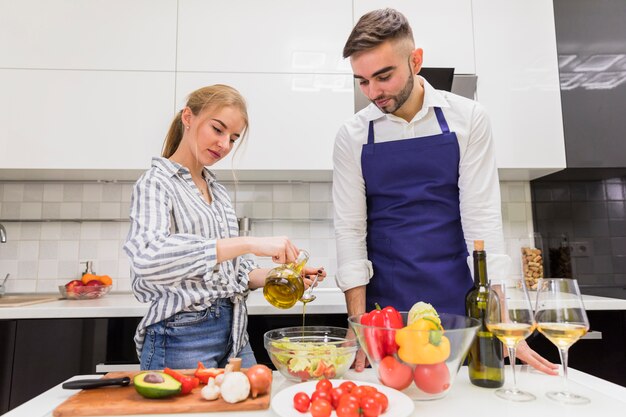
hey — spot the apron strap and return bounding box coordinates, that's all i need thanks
[367,120,375,144]
[434,107,450,134]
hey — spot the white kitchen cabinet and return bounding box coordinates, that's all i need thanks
[177,0,353,74]
[175,72,354,178]
[0,0,176,71]
[0,69,174,173]
[352,0,475,74]
[472,0,566,179]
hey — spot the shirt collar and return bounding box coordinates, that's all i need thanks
[362,76,451,123]
[151,157,217,183]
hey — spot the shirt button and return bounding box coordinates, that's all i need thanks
[217,217,223,223]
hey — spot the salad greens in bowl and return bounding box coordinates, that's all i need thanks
[263,326,357,382]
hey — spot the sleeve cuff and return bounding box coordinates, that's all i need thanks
[335,260,373,292]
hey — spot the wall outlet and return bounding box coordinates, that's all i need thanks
[570,241,593,257]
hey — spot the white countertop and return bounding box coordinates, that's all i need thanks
[4,366,625,417]
[0,289,349,320]
[1,291,625,320]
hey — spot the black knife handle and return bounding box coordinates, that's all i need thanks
[62,376,131,390]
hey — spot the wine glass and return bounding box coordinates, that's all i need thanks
[535,278,590,405]
[485,278,536,402]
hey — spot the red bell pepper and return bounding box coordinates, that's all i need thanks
[194,361,225,384]
[163,367,200,394]
[360,304,403,361]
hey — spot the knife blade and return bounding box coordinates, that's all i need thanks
[62,376,131,390]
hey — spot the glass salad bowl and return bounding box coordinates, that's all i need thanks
[348,312,479,400]
[264,326,357,382]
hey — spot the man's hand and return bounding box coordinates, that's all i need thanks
[344,286,368,372]
[510,340,559,375]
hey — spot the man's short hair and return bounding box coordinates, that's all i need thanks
[343,8,414,58]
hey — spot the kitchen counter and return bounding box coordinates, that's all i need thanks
[0,289,349,320]
[1,290,626,320]
[4,366,625,417]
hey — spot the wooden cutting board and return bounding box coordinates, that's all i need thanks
[0,295,58,307]
[53,370,271,417]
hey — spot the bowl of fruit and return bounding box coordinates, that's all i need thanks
[60,274,112,300]
[264,326,358,382]
[348,302,479,400]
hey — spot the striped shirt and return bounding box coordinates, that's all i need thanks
[123,157,258,359]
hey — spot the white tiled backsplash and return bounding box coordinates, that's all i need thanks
[0,181,532,293]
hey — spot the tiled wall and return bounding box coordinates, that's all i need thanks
[0,181,532,294]
[531,177,626,289]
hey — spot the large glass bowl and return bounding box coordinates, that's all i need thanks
[348,312,479,400]
[264,326,357,382]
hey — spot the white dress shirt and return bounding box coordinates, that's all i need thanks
[332,77,510,292]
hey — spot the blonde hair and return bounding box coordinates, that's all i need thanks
[162,84,249,158]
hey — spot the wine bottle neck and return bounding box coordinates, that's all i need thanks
[473,250,488,286]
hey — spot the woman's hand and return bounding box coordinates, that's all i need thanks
[302,267,327,289]
[248,236,299,264]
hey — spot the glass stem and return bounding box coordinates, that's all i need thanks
[508,346,518,390]
[557,347,570,393]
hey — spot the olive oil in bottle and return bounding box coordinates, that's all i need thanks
[465,240,504,388]
[263,250,309,309]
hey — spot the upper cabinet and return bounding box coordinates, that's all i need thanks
[177,0,352,74]
[553,0,626,168]
[472,0,566,179]
[0,0,567,181]
[353,0,475,74]
[0,0,177,71]
[0,69,174,172]
[176,72,353,175]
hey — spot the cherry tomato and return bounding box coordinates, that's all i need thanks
[360,385,378,395]
[336,403,360,417]
[361,396,383,417]
[311,389,332,404]
[293,392,310,413]
[378,355,413,390]
[339,380,356,393]
[310,399,332,417]
[414,362,451,394]
[315,378,333,393]
[330,386,346,409]
[372,391,389,413]
[339,393,360,408]
[351,385,368,399]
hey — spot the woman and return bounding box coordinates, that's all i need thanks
[124,84,324,370]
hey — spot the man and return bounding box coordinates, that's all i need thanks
[333,8,557,374]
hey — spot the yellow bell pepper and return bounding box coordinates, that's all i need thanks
[395,317,451,364]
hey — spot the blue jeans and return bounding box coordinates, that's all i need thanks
[140,298,257,370]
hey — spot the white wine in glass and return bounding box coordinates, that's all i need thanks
[485,278,536,402]
[535,278,590,405]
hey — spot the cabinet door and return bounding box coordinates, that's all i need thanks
[0,0,177,71]
[0,69,174,171]
[353,0,475,74]
[177,0,353,74]
[472,0,566,173]
[176,73,354,172]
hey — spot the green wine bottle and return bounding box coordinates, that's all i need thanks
[465,240,504,388]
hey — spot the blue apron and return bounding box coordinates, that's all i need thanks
[362,107,472,315]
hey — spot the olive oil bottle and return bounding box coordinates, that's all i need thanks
[263,250,309,309]
[465,240,504,388]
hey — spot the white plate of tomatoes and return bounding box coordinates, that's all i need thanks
[272,379,414,417]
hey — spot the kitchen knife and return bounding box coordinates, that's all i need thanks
[62,376,131,390]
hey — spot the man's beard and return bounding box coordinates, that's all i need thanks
[372,71,414,114]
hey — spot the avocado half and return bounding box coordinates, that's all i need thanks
[133,371,181,399]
